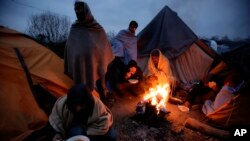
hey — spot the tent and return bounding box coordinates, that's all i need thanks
[137,6,250,128]
[0,26,73,141]
[206,43,250,128]
[137,5,219,83]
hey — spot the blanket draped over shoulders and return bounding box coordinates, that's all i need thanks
[64,21,113,89]
[146,49,173,85]
[112,29,137,64]
[49,92,113,136]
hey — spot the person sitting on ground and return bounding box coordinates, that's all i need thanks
[126,60,144,81]
[145,49,175,89]
[116,60,144,96]
[106,59,144,97]
[183,75,222,109]
[24,84,116,141]
[105,56,126,94]
[202,72,243,115]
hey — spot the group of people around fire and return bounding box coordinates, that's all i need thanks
[25,1,245,141]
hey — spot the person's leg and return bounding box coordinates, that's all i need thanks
[129,83,144,96]
[88,127,116,141]
[105,127,117,141]
[66,124,87,139]
[96,76,108,101]
[116,83,130,97]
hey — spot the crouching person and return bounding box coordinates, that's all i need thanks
[25,84,116,141]
[202,72,243,116]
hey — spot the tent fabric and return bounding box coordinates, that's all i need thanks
[137,43,214,84]
[137,5,213,83]
[169,43,214,83]
[204,78,250,129]
[204,44,250,128]
[136,5,250,128]
[205,94,239,127]
[136,4,250,130]
[222,44,250,78]
[202,85,236,115]
[137,5,198,59]
[195,39,221,66]
[0,27,73,141]
[227,87,250,127]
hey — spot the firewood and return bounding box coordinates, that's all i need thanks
[184,117,230,139]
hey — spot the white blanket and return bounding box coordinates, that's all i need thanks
[112,29,137,64]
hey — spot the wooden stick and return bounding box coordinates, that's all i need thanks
[184,117,230,139]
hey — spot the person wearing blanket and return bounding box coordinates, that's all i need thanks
[111,20,138,65]
[49,84,116,141]
[145,49,175,87]
[202,72,243,116]
[24,84,116,141]
[64,1,113,101]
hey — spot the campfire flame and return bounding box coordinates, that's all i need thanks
[143,83,170,114]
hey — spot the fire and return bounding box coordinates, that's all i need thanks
[143,83,170,114]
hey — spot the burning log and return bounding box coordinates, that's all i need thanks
[134,100,171,127]
[133,83,172,126]
[135,101,146,115]
[136,100,170,117]
[141,84,171,114]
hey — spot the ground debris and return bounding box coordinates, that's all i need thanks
[110,92,221,141]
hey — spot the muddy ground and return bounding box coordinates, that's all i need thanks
[106,92,222,141]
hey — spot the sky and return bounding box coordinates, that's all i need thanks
[0,0,250,40]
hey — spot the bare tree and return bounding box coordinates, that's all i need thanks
[26,11,70,44]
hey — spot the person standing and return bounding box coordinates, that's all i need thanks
[111,20,138,65]
[64,1,113,100]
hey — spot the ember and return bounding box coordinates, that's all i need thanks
[134,83,171,126]
[134,100,171,127]
[136,99,170,118]
[139,83,171,114]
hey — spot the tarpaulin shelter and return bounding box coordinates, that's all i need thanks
[137,5,219,83]
[0,26,73,141]
[137,6,250,128]
[205,43,250,128]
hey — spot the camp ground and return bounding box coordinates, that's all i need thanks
[1,5,250,141]
[135,5,250,140]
